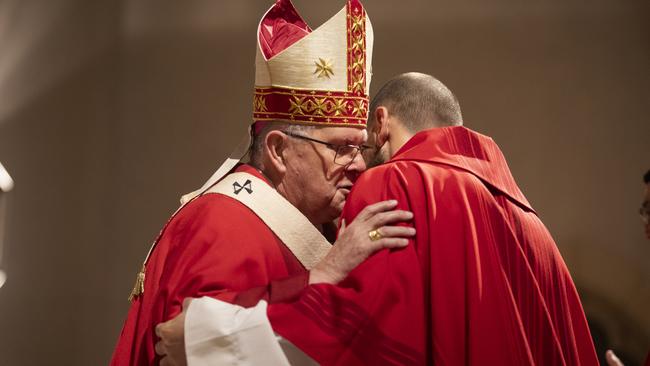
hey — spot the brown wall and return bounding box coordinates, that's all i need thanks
[0,1,647,364]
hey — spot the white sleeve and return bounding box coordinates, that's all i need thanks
[185,297,318,366]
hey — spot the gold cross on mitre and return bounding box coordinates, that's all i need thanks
[314,58,334,78]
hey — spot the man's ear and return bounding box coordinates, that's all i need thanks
[374,106,390,147]
[264,130,288,175]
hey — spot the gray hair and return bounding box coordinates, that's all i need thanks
[249,122,315,170]
[369,72,463,132]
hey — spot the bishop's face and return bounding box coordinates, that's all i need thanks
[281,126,367,226]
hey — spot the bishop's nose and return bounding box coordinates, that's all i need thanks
[345,153,367,182]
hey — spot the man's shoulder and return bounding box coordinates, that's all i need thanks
[356,160,491,202]
[344,159,487,219]
[346,161,432,206]
[355,161,418,186]
[359,160,474,186]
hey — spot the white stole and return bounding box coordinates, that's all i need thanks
[185,171,325,366]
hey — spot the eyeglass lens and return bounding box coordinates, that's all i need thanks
[334,146,360,167]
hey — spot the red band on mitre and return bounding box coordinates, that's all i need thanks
[254,87,368,127]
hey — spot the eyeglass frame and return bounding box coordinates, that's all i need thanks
[283,131,371,168]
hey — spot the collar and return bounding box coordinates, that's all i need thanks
[390,126,534,212]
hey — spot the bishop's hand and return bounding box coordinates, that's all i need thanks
[309,199,414,285]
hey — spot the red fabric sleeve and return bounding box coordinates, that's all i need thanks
[219,271,310,308]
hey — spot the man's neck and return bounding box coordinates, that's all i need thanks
[388,127,414,158]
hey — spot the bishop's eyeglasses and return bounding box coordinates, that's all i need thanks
[284,131,371,167]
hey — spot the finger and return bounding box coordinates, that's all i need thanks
[605,350,623,366]
[375,226,416,238]
[355,200,398,221]
[369,210,414,228]
[373,238,409,250]
[182,297,194,310]
[155,340,166,356]
[339,219,347,234]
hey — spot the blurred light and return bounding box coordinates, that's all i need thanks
[0,162,13,192]
[0,0,84,124]
[0,270,5,289]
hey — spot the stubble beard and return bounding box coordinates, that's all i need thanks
[366,146,388,168]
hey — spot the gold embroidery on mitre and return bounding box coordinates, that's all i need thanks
[351,57,364,70]
[312,97,328,116]
[352,37,364,52]
[352,99,367,117]
[352,76,365,94]
[332,98,347,116]
[351,14,364,33]
[253,95,267,112]
[289,96,308,115]
[314,58,334,79]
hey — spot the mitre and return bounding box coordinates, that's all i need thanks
[253,0,374,128]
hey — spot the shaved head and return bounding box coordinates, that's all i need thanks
[369,72,463,132]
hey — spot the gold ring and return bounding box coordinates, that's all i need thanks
[368,229,382,241]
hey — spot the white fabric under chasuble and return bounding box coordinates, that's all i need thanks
[186,298,318,366]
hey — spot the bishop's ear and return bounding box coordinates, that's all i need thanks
[373,106,390,147]
[264,130,288,175]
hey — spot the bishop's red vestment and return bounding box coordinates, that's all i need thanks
[269,126,598,365]
[110,165,309,365]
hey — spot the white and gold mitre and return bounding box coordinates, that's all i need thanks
[253,0,374,128]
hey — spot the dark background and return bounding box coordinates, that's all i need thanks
[0,0,648,364]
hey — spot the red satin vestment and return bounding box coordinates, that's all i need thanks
[270,127,598,366]
[110,165,308,365]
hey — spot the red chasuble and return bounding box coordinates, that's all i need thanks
[269,127,598,365]
[110,165,308,365]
